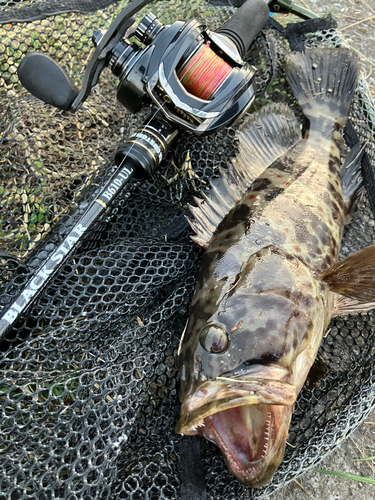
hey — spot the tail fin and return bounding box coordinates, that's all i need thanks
[285,48,361,127]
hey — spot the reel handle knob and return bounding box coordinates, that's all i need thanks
[216,0,270,58]
[17,53,79,110]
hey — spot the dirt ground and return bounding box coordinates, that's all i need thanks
[268,1,375,498]
[301,0,375,88]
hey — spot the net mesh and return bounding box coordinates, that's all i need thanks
[0,1,375,498]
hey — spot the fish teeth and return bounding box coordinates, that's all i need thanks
[189,420,205,432]
[260,407,272,460]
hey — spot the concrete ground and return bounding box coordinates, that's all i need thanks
[267,1,375,498]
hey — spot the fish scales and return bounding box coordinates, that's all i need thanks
[185,134,337,396]
[176,48,375,488]
[208,135,345,271]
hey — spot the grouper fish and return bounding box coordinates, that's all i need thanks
[175,48,375,487]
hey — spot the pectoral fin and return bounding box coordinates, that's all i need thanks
[318,245,375,304]
[332,294,375,317]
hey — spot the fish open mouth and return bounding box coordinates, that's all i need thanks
[175,374,296,434]
[175,372,295,486]
[199,403,291,486]
[207,405,273,481]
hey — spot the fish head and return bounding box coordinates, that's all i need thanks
[176,246,327,486]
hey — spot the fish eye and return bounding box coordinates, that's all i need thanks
[200,325,229,353]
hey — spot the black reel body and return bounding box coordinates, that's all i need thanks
[106,16,257,133]
[16,0,270,182]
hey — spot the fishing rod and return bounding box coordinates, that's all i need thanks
[0,0,316,340]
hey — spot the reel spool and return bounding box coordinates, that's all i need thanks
[177,42,233,101]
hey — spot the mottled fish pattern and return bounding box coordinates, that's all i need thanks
[176,49,375,487]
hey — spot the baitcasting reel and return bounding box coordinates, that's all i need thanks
[18,0,272,176]
[17,0,317,175]
[19,0,270,132]
[94,9,260,134]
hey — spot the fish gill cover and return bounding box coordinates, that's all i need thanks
[0,0,374,499]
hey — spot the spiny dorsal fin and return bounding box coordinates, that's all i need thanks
[188,103,301,248]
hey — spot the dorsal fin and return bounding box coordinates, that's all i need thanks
[187,103,302,248]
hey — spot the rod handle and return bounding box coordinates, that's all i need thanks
[216,0,270,59]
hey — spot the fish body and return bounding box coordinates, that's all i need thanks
[176,48,375,487]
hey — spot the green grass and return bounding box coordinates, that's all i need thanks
[315,469,375,484]
[354,455,375,461]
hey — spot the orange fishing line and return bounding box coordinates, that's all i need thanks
[178,42,232,100]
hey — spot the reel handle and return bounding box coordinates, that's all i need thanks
[216,0,270,58]
[17,0,152,111]
[17,53,79,110]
